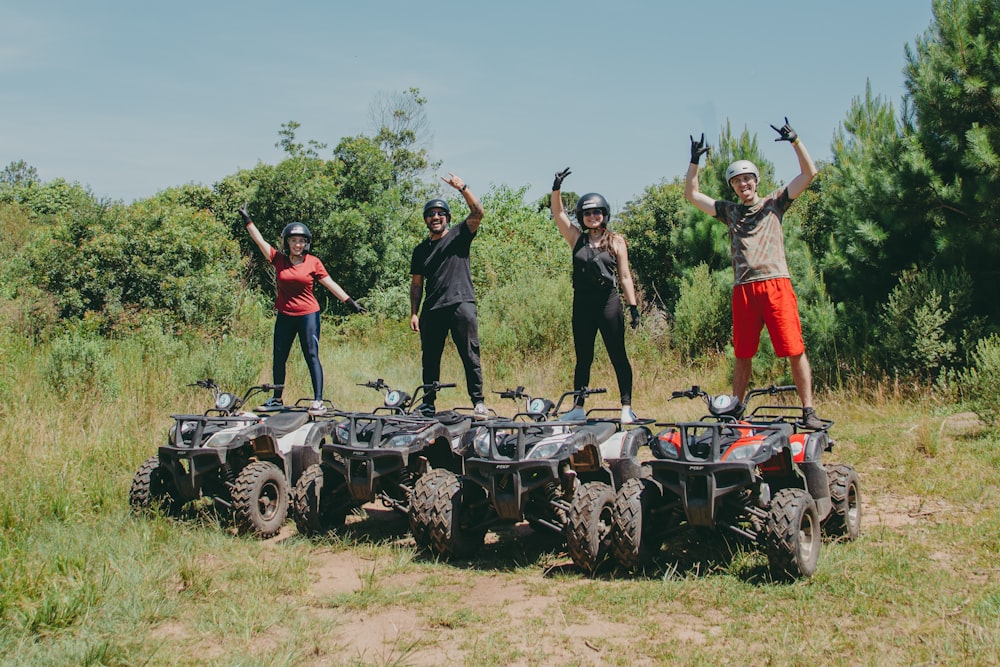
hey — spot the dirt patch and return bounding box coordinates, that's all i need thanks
[866,492,964,529]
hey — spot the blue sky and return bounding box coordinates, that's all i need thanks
[2,1,935,211]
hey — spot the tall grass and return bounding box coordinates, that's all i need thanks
[1,304,998,666]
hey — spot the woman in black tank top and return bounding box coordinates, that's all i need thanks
[550,168,641,423]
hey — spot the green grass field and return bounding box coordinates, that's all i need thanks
[1,321,998,666]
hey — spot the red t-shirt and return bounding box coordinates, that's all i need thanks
[269,248,329,316]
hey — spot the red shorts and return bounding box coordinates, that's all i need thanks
[732,278,805,359]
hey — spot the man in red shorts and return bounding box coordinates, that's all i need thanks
[684,118,824,429]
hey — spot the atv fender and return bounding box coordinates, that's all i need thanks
[600,427,650,489]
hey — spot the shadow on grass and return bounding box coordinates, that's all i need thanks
[603,528,779,584]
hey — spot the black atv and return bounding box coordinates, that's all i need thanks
[129,380,333,538]
[291,380,472,536]
[410,387,653,573]
[611,385,861,579]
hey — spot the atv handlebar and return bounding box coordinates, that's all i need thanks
[553,387,607,414]
[493,386,530,401]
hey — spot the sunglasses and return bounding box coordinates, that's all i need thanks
[425,209,448,219]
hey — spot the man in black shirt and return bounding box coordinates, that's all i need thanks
[409,172,486,416]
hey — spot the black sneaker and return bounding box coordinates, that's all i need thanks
[799,407,825,430]
[415,403,435,417]
[257,397,284,411]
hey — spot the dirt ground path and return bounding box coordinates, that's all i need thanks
[255,489,945,666]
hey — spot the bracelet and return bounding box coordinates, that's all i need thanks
[460,184,468,193]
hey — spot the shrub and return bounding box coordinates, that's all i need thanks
[478,272,573,360]
[876,268,974,378]
[45,327,119,398]
[671,263,730,360]
[959,334,1000,427]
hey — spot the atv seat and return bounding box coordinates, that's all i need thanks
[575,421,616,444]
[434,410,472,437]
[259,411,311,438]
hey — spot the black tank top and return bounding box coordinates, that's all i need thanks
[572,232,618,292]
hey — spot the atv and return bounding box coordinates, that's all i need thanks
[291,380,473,536]
[128,379,332,538]
[410,387,654,573]
[611,385,861,579]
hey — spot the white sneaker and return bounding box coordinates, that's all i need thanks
[561,406,586,421]
[308,400,327,416]
[473,402,488,418]
[621,406,638,424]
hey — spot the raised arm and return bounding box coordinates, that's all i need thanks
[771,117,817,199]
[550,167,581,248]
[441,172,483,233]
[683,134,717,215]
[238,204,275,259]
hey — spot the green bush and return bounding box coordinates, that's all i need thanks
[876,268,974,378]
[671,263,731,360]
[21,198,244,334]
[478,272,573,360]
[959,334,1000,427]
[45,327,119,398]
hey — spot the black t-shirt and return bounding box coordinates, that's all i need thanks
[410,220,477,311]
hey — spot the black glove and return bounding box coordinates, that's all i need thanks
[690,134,709,164]
[238,204,252,225]
[770,117,798,144]
[552,167,571,191]
[629,305,640,330]
[346,298,367,314]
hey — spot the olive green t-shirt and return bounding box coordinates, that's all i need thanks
[714,187,793,286]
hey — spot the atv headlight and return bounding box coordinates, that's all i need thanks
[790,438,804,458]
[334,420,350,444]
[385,433,417,449]
[725,444,758,461]
[204,431,238,448]
[724,440,764,461]
[526,441,564,460]
[472,427,492,458]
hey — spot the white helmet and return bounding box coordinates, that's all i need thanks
[725,160,760,186]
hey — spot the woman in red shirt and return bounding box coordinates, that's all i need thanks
[240,206,364,415]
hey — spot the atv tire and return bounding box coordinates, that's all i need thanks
[566,481,616,574]
[611,477,663,572]
[410,468,451,551]
[291,464,348,536]
[426,471,485,559]
[823,463,861,540]
[232,461,289,538]
[129,455,183,516]
[765,488,820,579]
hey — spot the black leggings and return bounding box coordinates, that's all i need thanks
[419,302,484,406]
[272,311,323,400]
[572,289,632,406]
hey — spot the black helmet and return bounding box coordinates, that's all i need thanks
[575,192,611,225]
[423,199,451,222]
[281,222,312,254]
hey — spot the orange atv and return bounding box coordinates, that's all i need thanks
[612,385,860,579]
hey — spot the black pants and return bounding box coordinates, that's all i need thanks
[419,302,484,406]
[273,311,323,400]
[572,288,632,405]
